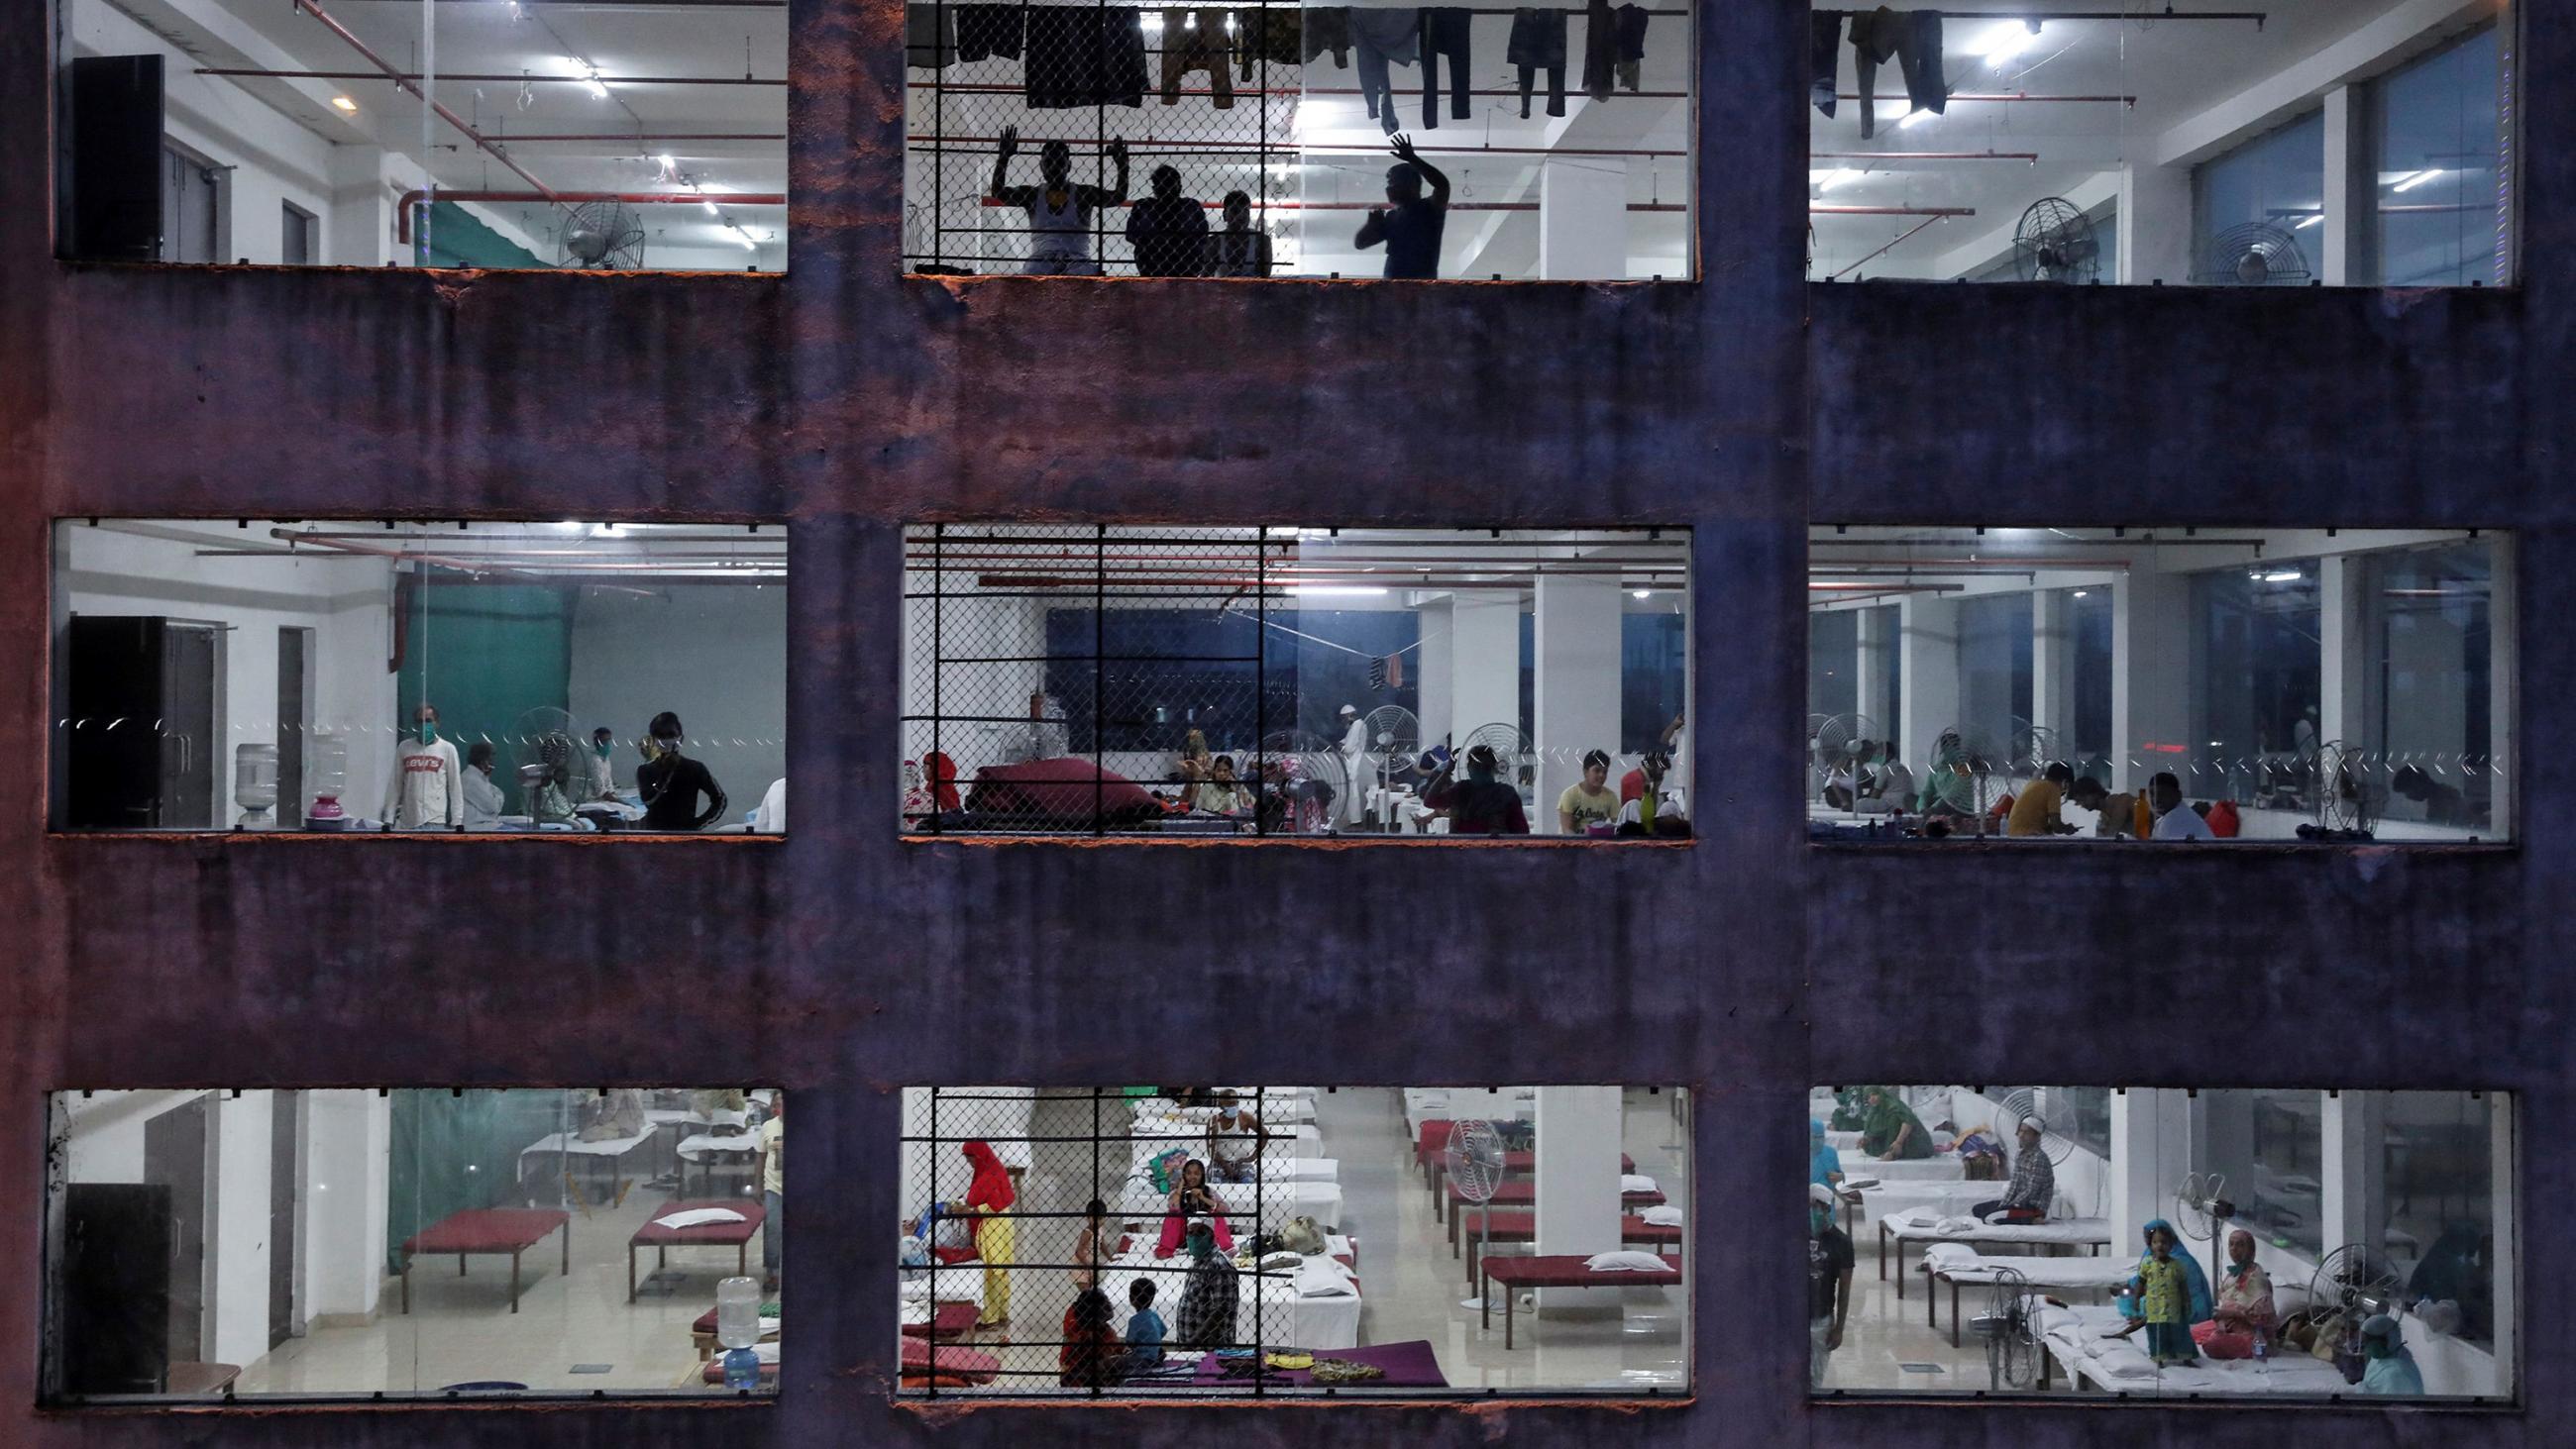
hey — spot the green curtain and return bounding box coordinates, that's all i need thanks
[419,200,548,270]
[384,1089,571,1275]
[395,575,573,813]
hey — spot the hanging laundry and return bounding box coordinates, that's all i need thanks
[1849,7,1946,140]
[1809,10,1843,117]
[1161,8,1235,107]
[1302,6,1353,67]
[1580,0,1617,102]
[1234,8,1306,79]
[1507,7,1567,119]
[1420,8,1472,128]
[1369,656,1389,691]
[1348,8,1422,135]
[906,3,956,68]
[1613,4,1648,93]
[955,4,1024,62]
[1388,652,1405,690]
[1025,7,1150,108]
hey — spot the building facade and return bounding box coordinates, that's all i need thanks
[0,0,2566,1446]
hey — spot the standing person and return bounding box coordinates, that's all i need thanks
[754,1091,785,1291]
[1204,191,1274,276]
[1205,1091,1270,1184]
[1337,704,1370,826]
[1071,1197,1120,1292]
[1172,1221,1238,1349]
[382,702,462,830]
[989,128,1130,276]
[1971,1117,2055,1223]
[1125,164,1210,275]
[636,712,729,831]
[585,727,619,800]
[958,1140,1017,1328]
[2107,1220,2209,1366]
[1354,135,1449,279]
[461,741,507,828]
[2193,1229,2276,1359]
[1557,749,1621,834]
[1809,1183,1854,1390]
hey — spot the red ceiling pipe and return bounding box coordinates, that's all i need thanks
[1810,152,2039,161]
[287,0,558,199]
[396,189,788,243]
[1835,91,2136,105]
[199,67,783,86]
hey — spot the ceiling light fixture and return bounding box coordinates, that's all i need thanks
[1898,107,1933,130]
[1289,585,1388,597]
[330,94,359,113]
[2294,214,2324,230]
[1632,589,1652,600]
[2393,167,2443,192]
[1971,19,2040,65]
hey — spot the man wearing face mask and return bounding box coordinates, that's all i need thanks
[585,726,620,801]
[635,711,729,832]
[382,702,463,830]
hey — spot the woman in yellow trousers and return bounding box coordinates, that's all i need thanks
[961,1140,1016,1328]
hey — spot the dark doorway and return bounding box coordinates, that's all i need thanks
[277,628,313,828]
[64,616,223,829]
[141,1095,210,1367]
[160,144,218,263]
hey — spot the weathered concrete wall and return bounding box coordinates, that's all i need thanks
[0,0,2564,1445]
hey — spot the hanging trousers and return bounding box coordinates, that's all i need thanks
[1420,8,1472,127]
[1808,10,1841,116]
[1507,8,1566,119]
[1349,8,1422,132]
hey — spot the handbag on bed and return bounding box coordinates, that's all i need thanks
[1278,1216,1327,1255]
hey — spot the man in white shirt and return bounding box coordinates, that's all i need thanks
[461,742,507,828]
[383,703,463,829]
[585,727,619,800]
[1338,704,1368,826]
[2149,772,2215,841]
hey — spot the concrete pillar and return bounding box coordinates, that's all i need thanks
[1533,1087,1623,1310]
[2487,536,2516,839]
[2488,1094,2517,1394]
[1856,606,1897,753]
[326,146,399,267]
[1417,598,1454,750]
[303,1089,391,1324]
[2031,589,2075,752]
[2108,1088,2194,1252]
[2118,160,2195,285]
[2112,569,2192,792]
[1448,595,1522,747]
[208,1091,275,1369]
[1897,594,1960,775]
[2320,1091,2387,1265]
[1539,159,1629,280]
[1533,575,1620,833]
[2321,85,2374,285]
[2319,554,2369,750]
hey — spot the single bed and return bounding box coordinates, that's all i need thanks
[1458,1212,1682,1286]
[1850,1156,1968,1181]
[515,1128,657,1197]
[1877,1206,2109,1298]
[627,1198,769,1302]
[1920,1244,2136,1346]
[1850,1180,2002,1227]
[1103,1249,1363,1352]
[1476,1253,1681,1350]
[1403,1088,1534,1142]
[2031,1301,2351,1396]
[675,1132,763,1197]
[398,1208,571,1314]
[1445,1181,1664,1254]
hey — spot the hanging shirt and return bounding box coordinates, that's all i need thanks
[383,737,462,828]
[461,767,506,828]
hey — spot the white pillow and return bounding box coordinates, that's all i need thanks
[2093,1343,2157,1380]
[1921,1242,1981,1270]
[1640,1204,1684,1227]
[1584,1250,1672,1273]
[653,1207,748,1230]
[1620,1175,1658,1193]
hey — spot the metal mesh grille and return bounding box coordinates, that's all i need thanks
[900,1087,1297,1397]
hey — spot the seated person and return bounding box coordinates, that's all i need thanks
[1058,1288,1124,1388]
[1969,1117,2054,1223]
[1205,1092,1269,1183]
[2358,1312,2424,1395]
[1155,1157,1236,1254]
[1423,744,1530,834]
[2090,779,2146,838]
[1808,1118,1845,1192]
[2149,771,2216,840]
[1188,755,1251,814]
[1858,1086,1935,1161]
[1122,1279,1167,1370]
[2005,763,2077,836]
[2391,764,2472,827]
[462,741,507,828]
[2192,1229,2276,1359]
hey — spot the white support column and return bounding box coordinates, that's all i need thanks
[2488,1094,2518,1396]
[1533,1087,1624,1312]
[2109,1088,2194,1252]
[2118,161,2195,285]
[1416,598,1455,750]
[302,1089,391,1325]
[1533,575,1621,833]
[1448,595,1522,747]
[2487,535,2516,839]
[2031,589,2075,750]
[1897,594,1960,771]
[2320,1091,2388,1264]
[2112,569,2193,793]
[2319,554,2370,750]
[1539,159,1630,280]
[2321,85,2372,285]
[207,1091,275,1370]
[1856,607,1897,752]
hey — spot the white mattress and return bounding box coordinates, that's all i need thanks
[1883,1208,2112,1247]
[2034,1302,2351,1395]
[518,1128,653,1161]
[1857,1181,1996,1217]
[1101,1252,1360,1352]
[1854,1157,1966,1181]
[901,1269,988,1305]
[1921,1247,2135,1291]
[677,1132,760,1160]
[1120,1177,1343,1228]
[1403,1087,1536,1140]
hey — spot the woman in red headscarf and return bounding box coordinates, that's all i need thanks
[924,753,963,814]
[959,1140,1016,1327]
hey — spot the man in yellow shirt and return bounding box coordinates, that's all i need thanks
[2005,763,2074,836]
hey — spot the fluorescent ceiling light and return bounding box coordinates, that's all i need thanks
[2259,569,2303,582]
[1970,20,2040,64]
[1898,107,1932,130]
[329,94,359,113]
[1290,585,1388,597]
[1632,589,1652,599]
[2393,167,2443,192]
[2294,214,2324,230]
[2072,589,2089,597]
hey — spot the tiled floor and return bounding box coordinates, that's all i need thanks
[234,1174,767,1397]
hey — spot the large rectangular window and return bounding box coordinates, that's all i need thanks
[1806,527,2512,843]
[55,0,786,270]
[1805,4,2511,286]
[903,526,1691,839]
[903,3,1696,279]
[1810,1086,2515,1402]
[52,520,787,836]
[899,1086,1689,1397]
[45,1087,784,1402]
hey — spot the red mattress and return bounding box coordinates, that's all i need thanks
[1453,1211,1679,1243]
[1479,1252,1682,1290]
[967,757,1162,827]
[1446,1181,1665,1208]
[631,1199,767,1247]
[403,1208,569,1256]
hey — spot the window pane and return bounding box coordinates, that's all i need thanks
[54,520,787,835]
[1807,527,2511,843]
[2374,25,2505,286]
[55,0,786,269]
[903,2,1695,278]
[904,526,1691,839]
[1806,6,2507,287]
[1811,1086,2515,1401]
[46,1088,783,1401]
[900,1086,1689,1396]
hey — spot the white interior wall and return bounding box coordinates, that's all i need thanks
[62,526,398,824]
[1532,575,1623,832]
[206,1091,273,1369]
[1943,1088,2112,1221]
[566,582,789,819]
[301,1090,390,1324]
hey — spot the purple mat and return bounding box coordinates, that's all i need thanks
[1187,1339,1448,1389]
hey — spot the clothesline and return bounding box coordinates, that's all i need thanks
[913,133,1688,157]
[1815,7,2266,21]
[912,81,1687,97]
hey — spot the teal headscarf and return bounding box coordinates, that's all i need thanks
[2133,1218,2213,1322]
[1809,1118,1844,1188]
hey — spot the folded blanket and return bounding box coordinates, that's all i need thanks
[1932,1214,1979,1234]
[653,1207,748,1230]
[2093,1342,2157,1380]
[1294,1256,1359,1298]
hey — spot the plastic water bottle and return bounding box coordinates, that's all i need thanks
[2253,1329,2270,1379]
[717,1275,762,1391]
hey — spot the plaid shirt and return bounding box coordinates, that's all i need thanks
[2002,1145,2055,1212]
[1174,1259,1240,1348]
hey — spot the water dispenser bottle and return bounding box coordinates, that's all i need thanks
[716,1276,762,1390]
[306,730,350,829]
